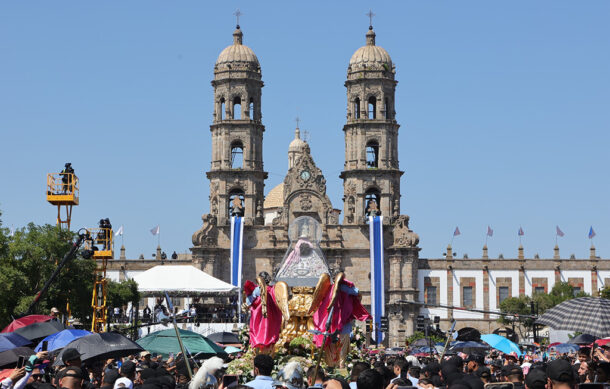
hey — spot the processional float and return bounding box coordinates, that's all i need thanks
[243,216,370,367]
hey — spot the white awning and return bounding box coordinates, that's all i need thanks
[133,265,238,296]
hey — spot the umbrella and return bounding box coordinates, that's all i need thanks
[456,327,481,342]
[411,338,430,347]
[223,346,241,354]
[448,341,489,354]
[569,334,598,345]
[481,334,522,356]
[14,320,64,342]
[0,333,32,353]
[0,347,35,368]
[2,315,53,333]
[536,297,610,338]
[34,329,91,352]
[596,338,610,347]
[206,332,240,344]
[549,343,580,354]
[54,332,143,366]
[137,329,227,359]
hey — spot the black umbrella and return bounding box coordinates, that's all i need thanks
[537,297,610,338]
[0,347,35,368]
[570,334,598,345]
[206,331,240,344]
[14,320,64,342]
[411,338,430,347]
[54,332,143,366]
[457,327,481,342]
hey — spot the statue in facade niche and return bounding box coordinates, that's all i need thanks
[231,196,244,217]
[366,198,380,217]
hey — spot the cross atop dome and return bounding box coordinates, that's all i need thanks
[234,8,242,29]
[366,9,375,30]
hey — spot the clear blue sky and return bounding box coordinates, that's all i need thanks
[1,1,609,260]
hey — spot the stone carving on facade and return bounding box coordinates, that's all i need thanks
[299,194,313,211]
[192,214,219,247]
[392,215,419,248]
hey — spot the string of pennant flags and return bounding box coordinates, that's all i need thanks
[451,225,597,241]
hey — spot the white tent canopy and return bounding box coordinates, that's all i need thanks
[133,265,238,296]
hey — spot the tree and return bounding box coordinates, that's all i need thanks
[497,282,590,340]
[0,213,96,329]
[601,286,610,300]
[107,279,140,310]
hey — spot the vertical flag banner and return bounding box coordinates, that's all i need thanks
[588,226,596,239]
[230,216,244,324]
[369,215,384,343]
[453,227,461,236]
[230,216,244,288]
[150,225,160,235]
[115,225,124,237]
[487,226,494,237]
[518,227,524,236]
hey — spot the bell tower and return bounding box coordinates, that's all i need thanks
[207,25,267,225]
[341,25,402,224]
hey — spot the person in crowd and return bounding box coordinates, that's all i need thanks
[100,370,120,389]
[245,355,274,389]
[407,365,420,386]
[115,361,136,389]
[50,307,61,321]
[59,367,84,389]
[501,364,525,389]
[271,361,304,389]
[348,362,369,389]
[306,367,325,389]
[356,369,384,389]
[475,367,493,384]
[546,359,576,389]
[524,368,547,389]
[391,359,408,384]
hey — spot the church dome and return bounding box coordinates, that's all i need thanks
[264,183,284,209]
[348,28,392,71]
[215,27,260,71]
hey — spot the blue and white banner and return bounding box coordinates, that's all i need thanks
[369,215,384,343]
[230,216,244,288]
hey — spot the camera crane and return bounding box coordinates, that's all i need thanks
[46,165,78,230]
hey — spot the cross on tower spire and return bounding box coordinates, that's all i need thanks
[366,9,375,29]
[234,8,242,28]
[295,116,300,129]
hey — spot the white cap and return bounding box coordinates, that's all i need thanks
[113,377,133,389]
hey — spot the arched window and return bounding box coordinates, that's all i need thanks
[249,98,254,119]
[233,97,241,119]
[384,98,390,119]
[220,98,226,120]
[364,189,381,217]
[366,141,379,168]
[368,97,376,119]
[354,98,361,119]
[229,189,245,217]
[231,141,243,169]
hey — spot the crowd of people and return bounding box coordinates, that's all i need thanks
[2,341,610,389]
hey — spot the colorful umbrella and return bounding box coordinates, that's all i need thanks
[2,316,53,333]
[481,334,522,356]
[137,329,227,359]
[0,333,32,353]
[34,329,91,352]
[550,343,580,354]
[223,346,241,354]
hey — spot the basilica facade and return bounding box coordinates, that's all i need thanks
[190,24,420,346]
[106,23,610,346]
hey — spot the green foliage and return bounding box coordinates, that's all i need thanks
[0,216,96,328]
[407,331,445,345]
[497,282,591,337]
[107,279,140,309]
[600,286,610,300]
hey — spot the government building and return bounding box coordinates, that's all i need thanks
[105,23,610,346]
